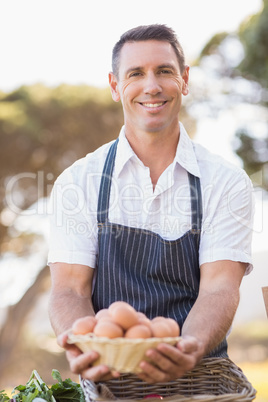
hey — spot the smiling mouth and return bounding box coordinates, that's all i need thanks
[140,101,167,108]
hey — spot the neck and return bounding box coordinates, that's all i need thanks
[125,124,180,187]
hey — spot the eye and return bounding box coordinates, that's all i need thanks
[160,69,172,74]
[129,72,142,78]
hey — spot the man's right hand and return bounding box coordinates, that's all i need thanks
[49,263,119,381]
[57,331,121,382]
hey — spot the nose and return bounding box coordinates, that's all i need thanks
[143,72,162,95]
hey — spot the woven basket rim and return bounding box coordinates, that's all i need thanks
[95,357,257,401]
[68,332,181,345]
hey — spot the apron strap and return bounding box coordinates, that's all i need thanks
[188,172,203,233]
[97,139,203,232]
[97,138,119,224]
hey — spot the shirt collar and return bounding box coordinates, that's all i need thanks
[175,122,201,178]
[113,127,138,177]
[113,123,201,178]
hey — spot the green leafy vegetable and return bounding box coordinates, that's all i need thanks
[9,369,85,402]
[12,371,54,402]
[50,370,85,402]
[0,390,10,402]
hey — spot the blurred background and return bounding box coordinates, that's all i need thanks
[0,0,267,400]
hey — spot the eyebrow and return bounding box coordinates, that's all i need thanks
[125,66,143,75]
[157,64,177,70]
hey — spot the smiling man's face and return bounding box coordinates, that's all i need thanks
[109,40,189,137]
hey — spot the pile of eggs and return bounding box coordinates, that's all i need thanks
[72,301,180,339]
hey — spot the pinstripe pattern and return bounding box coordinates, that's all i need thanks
[97,138,119,223]
[92,139,227,358]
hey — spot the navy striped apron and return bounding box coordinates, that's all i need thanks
[92,138,227,358]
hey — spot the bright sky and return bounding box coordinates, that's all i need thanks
[0,0,263,92]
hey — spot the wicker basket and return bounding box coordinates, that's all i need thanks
[81,358,256,401]
[68,333,180,373]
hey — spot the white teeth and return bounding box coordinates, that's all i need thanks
[143,102,164,108]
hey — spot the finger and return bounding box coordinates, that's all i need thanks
[145,344,197,377]
[66,347,81,361]
[138,360,168,384]
[146,347,174,370]
[137,371,156,384]
[81,364,112,382]
[81,365,121,382]
[57,331,72,349]
[156,343,182,363]
[85,365,121,382]
[177,336,198,354]
[57,332,82,356]
[145,346,186,377]
[68,350,99,374]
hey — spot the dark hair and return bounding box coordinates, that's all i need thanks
[112,24,186,78]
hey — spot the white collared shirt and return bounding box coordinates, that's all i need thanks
[48,123,254,274]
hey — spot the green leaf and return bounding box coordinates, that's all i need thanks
[11,372,54,402]
[51,369,63,385]
[21,387,39,402]
[0,390,10,402]
[13,385,27,392]
[50,370,85,402]
[7,369,84,402]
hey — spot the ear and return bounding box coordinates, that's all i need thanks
[182,65,190,96]
[109,72,121,102]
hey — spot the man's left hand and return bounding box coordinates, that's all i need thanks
[137,336,203,383]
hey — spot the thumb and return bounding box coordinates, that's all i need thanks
[57,331,70,349]
[57,331,82,356]
[177,336,198,353]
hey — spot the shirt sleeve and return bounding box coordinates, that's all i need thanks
[199,169,255,275]
[47,166,98,268]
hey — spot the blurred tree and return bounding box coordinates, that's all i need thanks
[235,130,268,176]
[0,84,122,249]
[199,32,229,58]
[235,0,268,189]
[238,0,268,88]
[197,0,268,189]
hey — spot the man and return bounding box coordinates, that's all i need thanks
[48,24,254,389]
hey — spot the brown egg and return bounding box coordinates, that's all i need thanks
[95,308,110,320]
[93,320,124,338]
[165,318,180,337]
[109,301,139,330]
[137,312,147,319]
[125,324,152,339]
[151,321,173,337]
[138,316,152,331]
[151,316,166,323]
[72,316,97,335]
[97,315,115,322]
[109,301,128,311]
